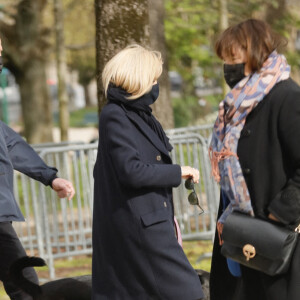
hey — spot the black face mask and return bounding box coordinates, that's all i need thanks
[223,63,246,89]
[149,83,159,104]
[0,56,3,74]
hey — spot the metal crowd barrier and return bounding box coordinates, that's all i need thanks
[170,134,219,242]
[13,143,98,279]
[12,128,218,279]
[12,172,46,258]
[32,141,85,153]
[166,124,214,140]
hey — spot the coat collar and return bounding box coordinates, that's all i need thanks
[124,109,171,158]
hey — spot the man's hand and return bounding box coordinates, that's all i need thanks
[52,178,75,200]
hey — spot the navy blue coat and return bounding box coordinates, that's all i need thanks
[92,103,203,300]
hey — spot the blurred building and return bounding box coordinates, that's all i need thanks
[0,68,21,124]
[0,62,97,126]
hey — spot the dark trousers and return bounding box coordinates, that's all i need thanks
[0,222,39,300]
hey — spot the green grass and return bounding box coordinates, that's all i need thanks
[183,240,213,271]
[70,107,98,127]
[54,106,98,127]
[0,290,8,299]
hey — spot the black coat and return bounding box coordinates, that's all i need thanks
[210,78,300,300]
[92,103,203,300]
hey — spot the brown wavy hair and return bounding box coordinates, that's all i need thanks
[215,19,287,72]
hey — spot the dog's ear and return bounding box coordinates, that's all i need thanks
[9,256,46,297]
[10,256,46,269]
[27,256,47,268]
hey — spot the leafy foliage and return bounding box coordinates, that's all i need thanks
[63,0,95,88]
[165,0,219,87]
[164,0,300,126]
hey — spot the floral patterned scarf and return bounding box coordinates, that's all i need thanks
[209,51,290,243]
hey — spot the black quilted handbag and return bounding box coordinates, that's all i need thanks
[221,211,300,276]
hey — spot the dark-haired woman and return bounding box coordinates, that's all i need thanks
[209,19,300,300]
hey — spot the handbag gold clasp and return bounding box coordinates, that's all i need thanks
[243,244,256,261]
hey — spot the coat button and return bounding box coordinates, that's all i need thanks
[243,168,251,175]
[156,155,161,161]
[245,129,251,136]
[241,129,251,137]
[164,201,167,207]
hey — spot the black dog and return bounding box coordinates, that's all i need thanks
[9,256,91,300]
[10,256,210,300]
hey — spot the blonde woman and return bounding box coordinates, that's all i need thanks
[92,45,204,300]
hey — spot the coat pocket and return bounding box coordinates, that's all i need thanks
[140,208,169,227]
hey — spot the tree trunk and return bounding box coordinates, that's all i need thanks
[83,84,92,107]
[0,0,53,143]
[95,0,174,128]
[18,61,53,143]
[95,0,150,113]
[219,0,229,98]
[54,0,69,141]
[148,0,174,129]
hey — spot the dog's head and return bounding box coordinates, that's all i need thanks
[9,256,92,300]
[9,256,46,298]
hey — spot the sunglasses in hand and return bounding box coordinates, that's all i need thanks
[185,178,204,214]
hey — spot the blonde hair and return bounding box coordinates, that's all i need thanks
[102,44,163,100]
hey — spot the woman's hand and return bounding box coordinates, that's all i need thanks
[181,166,200,183]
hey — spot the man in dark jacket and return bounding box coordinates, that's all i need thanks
[0,38,75,299]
